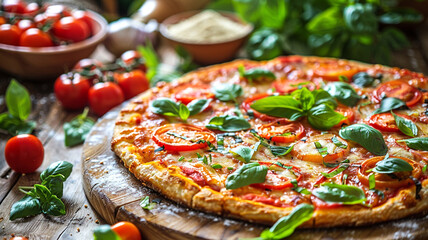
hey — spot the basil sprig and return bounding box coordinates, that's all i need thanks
[372,155,413,174]
[93,225,120,240]
[212,83,243,103]
[225,162,268,189]
[206,115,251,132]
[238,65,276,82]
[63,108,95,147]
[258,204,314,240]
[372,97,407,115]
[352,72,382,87]
[391,112,418,137]
[324,82,361,107]
[312,183,366,205]
[230,143,259,163]
[140,196,156,210]
[0,79,36,136]
[150,98,210,121]
[10,161,73,220]
[339,124,388,155]
[251,88,345,130]
[397,137,428,151]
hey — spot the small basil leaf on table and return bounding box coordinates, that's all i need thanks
[9,196,41,220]
[140,196,156,210]
[41,174,66,198]
[93,225,121,240]
[0,113,36,135]
[64,108,95,147]
[6,79,32,120]
[339,124,388,156]
[42,195,66,216]
[187,99,211,116]
[324,82,361,107]
[226,162,268,189]
[212,83,243,102]
[206,115,251,132]
[372,97,407,115]
[307,104,346,130]
[373,157,413,174]
[32,184,53,203]
[250,95,304,120]
[391,112,418,137]
[397,137,428,151]
[260,204,314,240]
[239,66,276,81]
[40,161,73,181]
[312,183,366,205]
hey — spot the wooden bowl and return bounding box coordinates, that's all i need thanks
[159,11,253,65]
[0,10,107,81]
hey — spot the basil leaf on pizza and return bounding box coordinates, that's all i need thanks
[206,115,251,132]
[212,83,243,102]
[226,162,268,189]
[230,143,259,163]
[312,89,337,109]
[339,124,388,156]
[313,183,366,205]
[187,99,211,116]
[398,137,428,151]
[260,203,314,240]
[291,87,315,111]
[322,162,350,178]
[372,97,407,115]
[269,145,293,156]
[238,66,276,81]
[352,72,381,87]
[373,157,413,174]
[391,112,418,137]
[250,95,304,120]
[324,82,361,107]
[150,98,209,121]
[308,104,346,130]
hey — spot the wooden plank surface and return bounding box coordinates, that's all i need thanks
[1,20,428,239]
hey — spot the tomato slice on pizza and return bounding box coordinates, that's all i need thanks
[368,113,414,132]
[173,83,215,104]
[251,162,302,190]
[256,119,305,143]
[373,80,422,107]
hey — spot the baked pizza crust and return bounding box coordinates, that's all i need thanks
[111,56,428,227]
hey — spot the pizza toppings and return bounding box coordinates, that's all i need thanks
[339,124,388,156]
[206,115,251,132]
[172,83,215,104]
[150,98,210,121]
[272,79,319,94]
[372,97,408,115]
[398,137,428,151]
[324,82,361,107]
[312,183,366,206]
[373,80,422,107]
[225,162,268,189]
[257,119,305,143]
[310,61,360,81]
[238,66,276,82]
[368,113,414,133]
[251,162,302,190]
[242,93,278,121]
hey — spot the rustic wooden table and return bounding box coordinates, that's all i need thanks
[1,21,428,240]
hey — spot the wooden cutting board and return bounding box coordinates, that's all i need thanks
[82,103,428,240]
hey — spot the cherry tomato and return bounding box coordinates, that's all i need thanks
[358,156,422,188]
[23,2,39,15]
[34,12,61,26]
[291,134,350,164]
[17,19,36,32]
[52,16,90,42]
[73,58,103,81]
[0,24,21,46]
[44,4,71,17]
[5,134,44,173]
[242,93,277,121]
[152,124,216,151]
[334,104,355,127]
[173,83,215,104]
[88,82,124,116]
[368,113,414,132]
[257,119,305,143]
[373,80,422,107]
[72,10,93,35]
[120,50,146,72]
[111,221,142,240]
[311,61,359,81]
[272,79,319,94]
[116,70,149,100]
[54,73,91,110]
[251,162,302,190]
[2,0,26,13]
[20,28,53,47]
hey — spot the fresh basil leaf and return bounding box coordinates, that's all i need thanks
[321,163,350,178]
[230,145,256,163]
[373,157,413,174]
[312,89,338,109]
[150,97,181,116]
[260,0,287,30]
[64,108,95,147]
[260,204,314,240]
[9,196,41,220]
[93,225,121,240]
[245,28,283,60]
[140,196,156,210]
[392,112,418,137]
[270,145,293,156]
[339,124,388,155]
[212,83,243,102]
[398,137,428,151]
[372,97,407,115]
[343,3,378,34]
[137,43,159,81]
[40,161,73,182]
[324,82,361,107]
[187,99,211,116]
[178,103,190,121]
[41,195,66,216]
[291,179,312,195]
[225,162,268,189]
[6,79,32,120]
[313,183,366,205]
[352,72,378,87]
[41,174,66,198]
[240,67,276,81]
[307,7,345,34]
[291,87,314,111]
[206,115,251,132]
[379,8,423,24]
[331,136,348,149]
[211,163,223,169]
[314,141,328,157]
[369,173,376,190]
[0,113,36,136]
[307,104,346,130]
[250,95,304,120]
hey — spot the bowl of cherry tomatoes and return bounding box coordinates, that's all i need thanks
[0,0,108,80]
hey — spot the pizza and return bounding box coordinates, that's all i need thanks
[111,56,428,229]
